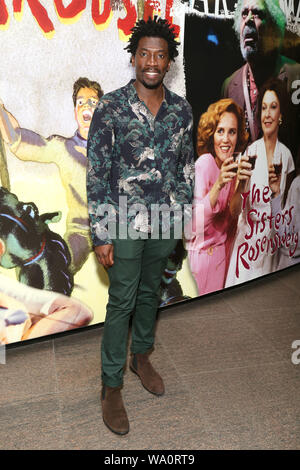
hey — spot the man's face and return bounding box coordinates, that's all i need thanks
[131,36,171,90]
[75,87,99,139]
[239,0,274,61]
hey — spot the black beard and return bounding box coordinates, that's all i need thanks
[141,79,163,89]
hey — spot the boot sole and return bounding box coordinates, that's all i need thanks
[102,416,129,436]
[130,364,165,396]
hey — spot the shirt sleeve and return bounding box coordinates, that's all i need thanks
[186,153,234,241]
[171,104,195,216]
[185,156,215,239]
[196,155,228,218]
[287,150,295,174]
[86,98,115,246]
[10,129,65,164]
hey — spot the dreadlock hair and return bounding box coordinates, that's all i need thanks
[125,16,179,61]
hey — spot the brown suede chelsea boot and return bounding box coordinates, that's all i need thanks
[101,384,129,435]
[130,351,165,396]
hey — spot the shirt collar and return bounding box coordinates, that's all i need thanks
[73,130,87,147]
[127,79,170,108]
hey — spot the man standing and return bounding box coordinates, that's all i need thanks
[0,77,103,274]
[87,17,194,435]
[222,0,300,151]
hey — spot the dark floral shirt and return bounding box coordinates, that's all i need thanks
[87,80,195,246]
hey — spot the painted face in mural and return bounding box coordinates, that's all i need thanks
[75,87,99,139]
[239,0,275,61]
[213,112,238,168]
[132,36,171,90]
[261,89,281,138]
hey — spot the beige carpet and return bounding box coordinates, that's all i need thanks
[1,264,300,450]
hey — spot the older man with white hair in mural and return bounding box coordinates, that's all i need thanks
[222,0,300,158]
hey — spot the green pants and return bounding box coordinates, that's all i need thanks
[101,236,178,387]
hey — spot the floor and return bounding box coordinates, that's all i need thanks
[1,264,300,450]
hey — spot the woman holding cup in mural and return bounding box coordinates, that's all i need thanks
[185,99,248,295]
[225,78,295,285]
[258,78,295,203]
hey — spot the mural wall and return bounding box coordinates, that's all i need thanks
[0,0,299,345]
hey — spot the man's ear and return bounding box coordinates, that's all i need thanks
[131,54,135,67]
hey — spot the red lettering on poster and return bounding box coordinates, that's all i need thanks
[236,242,250,278]
[118,0,137,41]
[143,0,155,20]
[13,0,23,21]
[165,0,180,37]
[235,186,299,278]
[27,0,55,36]
[92,0,113,31]
[13,0,22,13]
[0,0,9,28]
[1,0,180,40]
[54,0,86,23]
